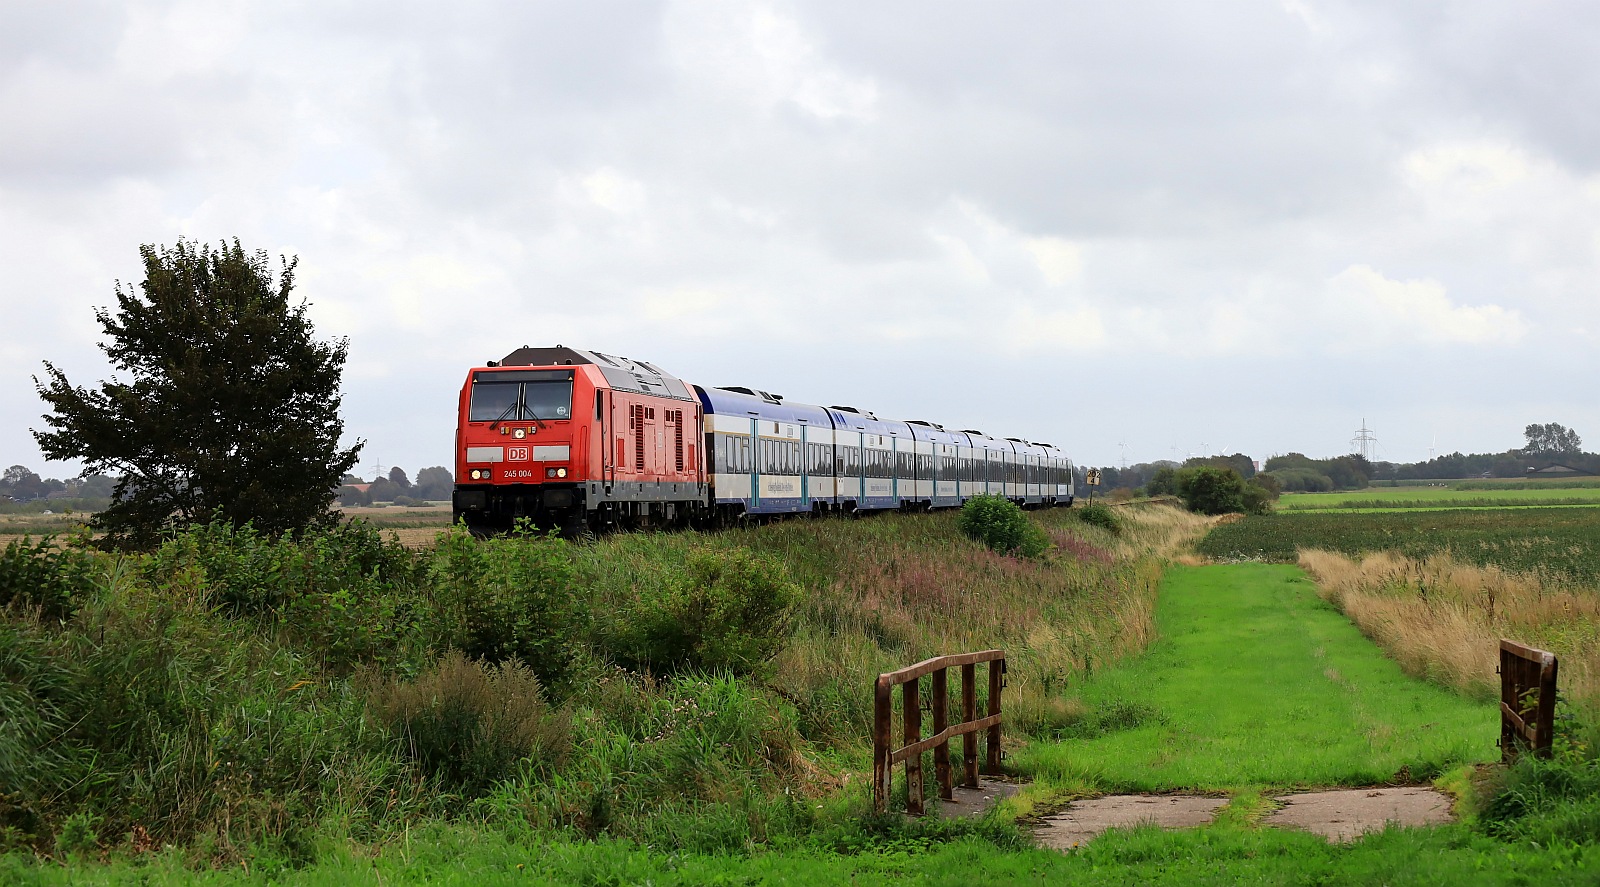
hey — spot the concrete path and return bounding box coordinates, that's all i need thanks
[933,778,1021,819]
[1265,787,1454,842]
[1034,795,1228,850]
[1032,787,1455,849]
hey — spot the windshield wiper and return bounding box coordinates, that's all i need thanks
[488,400,520,430]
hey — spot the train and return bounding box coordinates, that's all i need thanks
[451,345,1076,534]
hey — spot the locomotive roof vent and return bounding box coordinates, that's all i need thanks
[831,405,860,414]
[960,429,985,435]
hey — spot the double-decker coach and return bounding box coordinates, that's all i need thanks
[696,385,831,519]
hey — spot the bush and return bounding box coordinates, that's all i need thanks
[141,520,421,671]
[601,546,800,675]
[957,495,1049,558]
[426,525,582,687]
[369,652,569,799]
[1074,502,1124,536]
[0,536,100,619]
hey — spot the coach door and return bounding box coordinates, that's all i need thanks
[600,390,615,487]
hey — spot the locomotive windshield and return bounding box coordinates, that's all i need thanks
[469,370,574,422]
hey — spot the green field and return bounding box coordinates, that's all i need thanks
[1198,507,1600,581]
[1279,486,1600,511]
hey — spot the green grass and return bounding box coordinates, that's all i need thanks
[1197,507,1600,582]
[1015,564,1494,791]
[1280,486,1600,511]
[8,824,1600,885]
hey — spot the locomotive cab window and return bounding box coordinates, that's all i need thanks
[469,370,574,422]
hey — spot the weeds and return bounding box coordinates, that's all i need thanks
[369,652,570,800]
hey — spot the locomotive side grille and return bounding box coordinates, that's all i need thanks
[633,404,645,471]
[672,410,684,472]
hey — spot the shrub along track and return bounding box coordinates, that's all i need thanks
[1015,562,1497,840]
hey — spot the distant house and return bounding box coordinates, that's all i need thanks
[1527,463,1594,477]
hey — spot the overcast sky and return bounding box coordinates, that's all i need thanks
[3,0,1597,479]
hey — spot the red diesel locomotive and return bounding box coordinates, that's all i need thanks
[452,346,707,534]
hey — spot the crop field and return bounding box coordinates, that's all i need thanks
[1373,478,1600,490]
[1197,506,1600,582]
[1278,486,1600,511]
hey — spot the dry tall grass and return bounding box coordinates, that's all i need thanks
[1299,548,1600,705]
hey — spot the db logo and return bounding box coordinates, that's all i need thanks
[508,447,529,461]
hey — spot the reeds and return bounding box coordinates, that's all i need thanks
[1298,548,1600,704]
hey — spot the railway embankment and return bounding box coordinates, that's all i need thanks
[0,502,1198,870]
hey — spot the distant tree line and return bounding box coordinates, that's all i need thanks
[1079,422,1593,499]
[0,465,117,507]
[337,466,454,507]
[1371,422,1593,483]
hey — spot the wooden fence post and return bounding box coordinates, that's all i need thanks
[961,663,978,788]
[986,658,1003,773]
[903,677,923,814]
[932,667,952,801]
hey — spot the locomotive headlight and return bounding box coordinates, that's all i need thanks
[470,468,487,480]
[545,468,556,478]
[556,467,567,478]
[513,428,526,439]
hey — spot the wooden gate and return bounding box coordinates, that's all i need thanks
[872,650,1005,815]
[1500,638,1558,762]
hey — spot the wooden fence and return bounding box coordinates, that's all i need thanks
[1500,638,1558,762]
[872,650,1005,815]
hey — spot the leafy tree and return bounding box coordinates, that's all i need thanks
[367,477,401,502]
[416,466,454,501]
[388,466,411,489]
[1523,423,1582,459]
[33,239,362,549]
[1144,466,1178,497]
[1,466,48,501]
[1175,466,1247,515]
[68,473,117,499]
[1184,453,1255,479]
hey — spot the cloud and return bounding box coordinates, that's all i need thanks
[1326,265,1528,346]
[3,0,1599,474]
